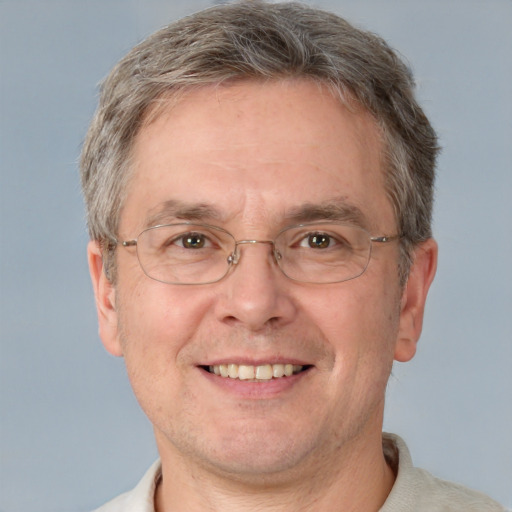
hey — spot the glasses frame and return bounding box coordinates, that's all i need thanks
[115,222,401,285]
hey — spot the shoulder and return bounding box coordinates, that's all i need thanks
[408,467,507,511]
[91,460,161,512]
[92,491,131,512]
[381,434,507,512]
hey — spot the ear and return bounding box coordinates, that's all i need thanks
[87,240,123,357]
[394,238,438,362]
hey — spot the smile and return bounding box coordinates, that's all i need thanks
[206,363,306,380]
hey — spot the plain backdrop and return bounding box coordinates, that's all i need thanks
[1,1,511,511]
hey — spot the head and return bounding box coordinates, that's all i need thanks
[80,0,438,284]
[81,0,438,490]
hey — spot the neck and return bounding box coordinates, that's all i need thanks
[154,431,395,512]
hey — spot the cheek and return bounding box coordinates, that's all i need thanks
[114,283,214,420]
[118,274,212,332]
[305,279,400,371]
[115,279,216,376]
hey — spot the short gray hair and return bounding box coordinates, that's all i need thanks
[80,0,439,282]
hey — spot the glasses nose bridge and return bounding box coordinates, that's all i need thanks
[230,239,278,266]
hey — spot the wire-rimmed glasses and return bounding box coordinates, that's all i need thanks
[117,222,400,285]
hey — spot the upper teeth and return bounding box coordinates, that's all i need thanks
[209,363,303,380]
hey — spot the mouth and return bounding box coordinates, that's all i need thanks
[201,363,311,381]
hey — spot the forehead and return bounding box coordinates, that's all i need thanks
[123,79,393,234]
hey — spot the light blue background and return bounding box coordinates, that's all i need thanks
[1,1,511,511]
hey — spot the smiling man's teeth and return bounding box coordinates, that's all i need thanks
[208,363,303,380]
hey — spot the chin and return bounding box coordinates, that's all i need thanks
[196,421,320,480]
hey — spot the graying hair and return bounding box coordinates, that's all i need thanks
[80,0,439,282]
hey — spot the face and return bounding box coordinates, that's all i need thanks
[89,80,436,482]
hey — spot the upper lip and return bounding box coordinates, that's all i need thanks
[199,357,312,367]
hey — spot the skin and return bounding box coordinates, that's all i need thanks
[88,79,437,511]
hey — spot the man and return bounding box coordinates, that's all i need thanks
[81,2,506,510]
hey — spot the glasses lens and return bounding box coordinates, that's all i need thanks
[136,224,235,284]
[275,223,372,283]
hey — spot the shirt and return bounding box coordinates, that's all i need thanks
[93,433,507,511]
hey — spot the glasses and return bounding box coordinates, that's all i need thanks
[117,222,400,285]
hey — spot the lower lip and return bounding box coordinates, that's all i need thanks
[198,367,310,399]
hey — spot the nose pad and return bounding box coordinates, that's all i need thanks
[226,240,278,273]
[227,251,240,266]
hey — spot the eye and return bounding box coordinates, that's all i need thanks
[301,233,335,249]
[174,232,210,249]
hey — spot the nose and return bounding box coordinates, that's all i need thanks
[214,240,297,331]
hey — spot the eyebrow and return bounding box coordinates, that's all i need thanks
[284,198,369,229]
[144,199,225,228]
[144,197,369,230]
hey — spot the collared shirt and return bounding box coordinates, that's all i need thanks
[93,434,507,511]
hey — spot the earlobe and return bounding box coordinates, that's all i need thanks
[394,238,438,362]
[87,240,123,357]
